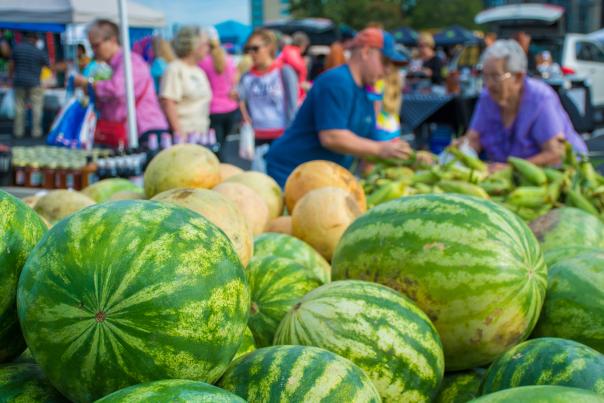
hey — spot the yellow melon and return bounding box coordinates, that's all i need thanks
[292,187,362,261]
[34,190,95,225]
[224,172,283,219]
[265,216,292,235]
[144,144,220,198]
[219,163,244,182]
[152,188,253,266]
[284,160,366,213]
[214,182,270,236]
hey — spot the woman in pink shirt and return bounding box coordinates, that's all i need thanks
[74,19,167,148]
[199,32,239,160]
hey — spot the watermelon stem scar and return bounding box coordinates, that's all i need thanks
[250,302,259,315]
[95,311,107,323]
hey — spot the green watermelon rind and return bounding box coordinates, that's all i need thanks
[247,255,322,347]
[470,385,604,403]
[532,252,604,353]
[94,379,245,402]
[435,368,486,403]
[0,362,67,402]
[332,194,547,371]
[480,337,604,395]
[253,232,331,284]
[17,200,250,402]
[274,279,445,402]
[0,190,46,362]
[218,345,381,402]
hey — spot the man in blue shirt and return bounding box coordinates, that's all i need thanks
[266,28,412,187]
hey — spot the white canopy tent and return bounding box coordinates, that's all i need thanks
[0,0,165,28]
[0,0,166,148]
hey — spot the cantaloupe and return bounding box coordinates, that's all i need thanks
[224,172,283,219]
[214,182,269,236]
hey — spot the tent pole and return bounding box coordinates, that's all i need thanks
[117,0,138,149]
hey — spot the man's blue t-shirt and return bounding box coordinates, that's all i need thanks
[266,65,376,187]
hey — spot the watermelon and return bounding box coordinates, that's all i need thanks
[254,232,331,284]
[529,207,604,253]
[274,280,444,402]
[543,246,604,267]
[332,194,547,370]
[247,256,322,347]
[17,200,250,402]
[13,349,35,364]
[532,252,604,353]
[81,178,142,203]
[0,190,46,362]
[233,327,255,360]
[481,337,604,395]
[434,369,486,403]
[218,345,381,402]
[470,385,604,403]
[95,379,245,402]
[0,363,67,402]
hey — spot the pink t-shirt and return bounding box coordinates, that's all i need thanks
[199,55,238,114]
[95,50,167,135]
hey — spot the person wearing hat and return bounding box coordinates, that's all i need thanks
[265,28,411,187]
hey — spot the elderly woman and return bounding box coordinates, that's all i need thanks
[160,26,212,142]
[462,40,587,169]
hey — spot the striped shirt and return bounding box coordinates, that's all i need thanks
[12,42,49,88]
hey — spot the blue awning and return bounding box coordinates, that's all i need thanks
[0,22,66,33]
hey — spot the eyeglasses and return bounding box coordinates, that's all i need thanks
[244,45,263,54]
[483,72,512,84]
[90,38,109,49]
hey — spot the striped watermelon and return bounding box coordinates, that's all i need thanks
[435,369,486,403]
[481,337,604,395]
[17,200,250,402]
[254,232,331,284]
[95,379,245,402]
[0,363,67,402]
[247,256,322,347]
[470,385,604,403]
[81,178,142,203]
[0,190,46,362]
[332,194,547,370]
[233,327,255,360]
[543,246,604,267]
[274,280,444,402]
[529,207,604,253]
[532,252,604,353]
[218,345,381,402]
[13,349,35,364]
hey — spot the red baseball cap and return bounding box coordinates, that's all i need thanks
[352,28,407,64]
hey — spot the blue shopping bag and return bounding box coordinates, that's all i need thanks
[47,77,96,149]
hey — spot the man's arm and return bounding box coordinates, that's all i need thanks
[527,134,564,166]
[319,129,411,159]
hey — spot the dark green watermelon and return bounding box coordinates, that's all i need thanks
[0,363,67,402]
[481,337,604,395]
[94,379,245,402]
[471,385,604,403]
[17,200,250,402]
[0,190,46,362]
[532,252,604,353]
[435,368,486,403]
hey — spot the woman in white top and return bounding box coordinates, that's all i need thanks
[160,26,212,142]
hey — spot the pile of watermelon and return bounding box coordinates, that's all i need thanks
[2,147,604,402]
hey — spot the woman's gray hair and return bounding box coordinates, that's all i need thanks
[482,39,527,73]
[172,25,208,58]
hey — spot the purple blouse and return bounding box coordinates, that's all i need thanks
[470,77,587,162]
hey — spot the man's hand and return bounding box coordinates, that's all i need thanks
[377,140,412,160]
[488,162,509,173]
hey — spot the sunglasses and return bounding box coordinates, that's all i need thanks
[244,45,263,54]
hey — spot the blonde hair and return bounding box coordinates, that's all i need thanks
[237,54,253,75]
[172,26,208,58]
[210,38,227,74]
[419,32,435,49]
[247,29,278,58]
[382,61,402,115]
[153,36,175,62]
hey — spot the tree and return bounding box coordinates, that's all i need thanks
[403,0,484,30]
[288,0,483,31]
[289,0,408,30]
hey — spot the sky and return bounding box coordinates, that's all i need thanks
[136,0,251,27]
